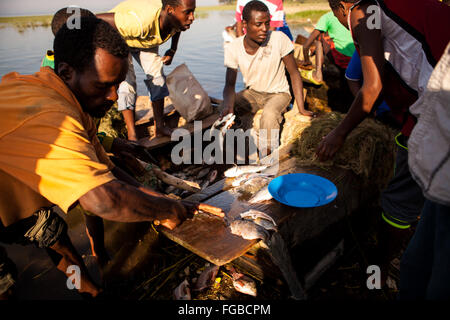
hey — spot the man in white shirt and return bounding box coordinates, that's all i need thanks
[222,0,313,152]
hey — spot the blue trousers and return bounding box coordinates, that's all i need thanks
[399,199,450,300]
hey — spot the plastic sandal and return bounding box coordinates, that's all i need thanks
[299,68,323,85]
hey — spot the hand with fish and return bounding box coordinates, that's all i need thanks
[153,198,225,229]
[219,104,234,120]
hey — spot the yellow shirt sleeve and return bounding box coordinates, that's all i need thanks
[0,111,116,213]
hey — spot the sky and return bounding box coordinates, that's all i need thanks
[0,0,220,16]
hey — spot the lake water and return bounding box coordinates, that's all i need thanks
[0,10,308,98]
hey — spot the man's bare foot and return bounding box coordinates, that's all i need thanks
[127,133,137,142]
[155,126,174,137]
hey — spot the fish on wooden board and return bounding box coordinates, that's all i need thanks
[229,219,270,242]
[232,173,273,187]
[240,209,277,231]
[248,185,273,203]
[225,165,269,178]
[239,176,273,196]
[242,174,273,185]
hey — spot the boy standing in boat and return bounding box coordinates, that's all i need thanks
[98,0,196,140]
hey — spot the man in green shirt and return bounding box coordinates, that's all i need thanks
[299,11,355,71]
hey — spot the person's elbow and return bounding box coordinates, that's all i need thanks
[78,180,123,220]
[360,81,382,113]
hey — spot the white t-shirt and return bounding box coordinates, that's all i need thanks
[224,31,294,94]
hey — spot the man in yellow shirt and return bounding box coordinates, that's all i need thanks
[43,7,162,270]
[98,0,196,140]
[0,17,216,299]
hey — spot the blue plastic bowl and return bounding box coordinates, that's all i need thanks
[268,173,338,208]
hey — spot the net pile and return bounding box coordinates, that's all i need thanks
[290,112,397,189]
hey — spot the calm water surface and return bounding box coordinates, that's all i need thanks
[0,10,307,98]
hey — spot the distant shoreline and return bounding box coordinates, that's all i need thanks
[0,2,329,30]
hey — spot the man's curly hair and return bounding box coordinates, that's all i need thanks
[51,7,95,36]
[242,0,270,22]
[53,17,129,74]
[162,0,183,9]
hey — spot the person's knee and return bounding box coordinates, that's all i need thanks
[260,109,283,128]
[144,76,169,102]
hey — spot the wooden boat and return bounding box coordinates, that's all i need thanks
[135,95,222,150]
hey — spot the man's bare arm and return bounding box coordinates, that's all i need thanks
[316,3,384,161]
[301,29,321,65]
[78,179,189,229]
[236,20,244,37]
[162,32,180,65]
[347,79,362,97]
[122,109,137,141]
[282,53,313,117]
[170,32,180,52]
[221,68,238,117]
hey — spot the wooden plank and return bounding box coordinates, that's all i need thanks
[137,112,220,150]
[295,34,308,45]
[134,96,176,126]
[162,183,259,266]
